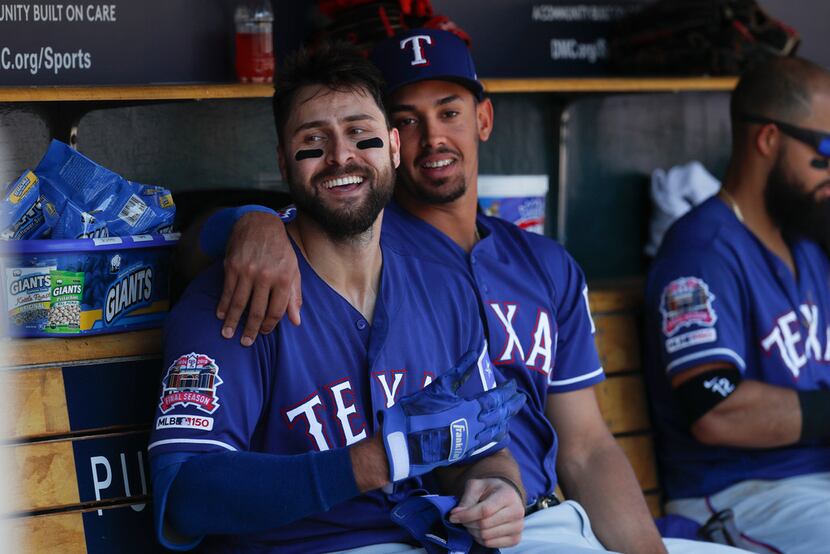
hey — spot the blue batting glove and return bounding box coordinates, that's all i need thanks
[378,349,526,483]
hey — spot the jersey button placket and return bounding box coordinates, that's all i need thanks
[356,319,367,330]
[471,257,489,293]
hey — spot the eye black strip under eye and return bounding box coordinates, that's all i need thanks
[295,149,323,161]
[357,137,384,150]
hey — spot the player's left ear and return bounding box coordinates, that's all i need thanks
[388,127,401,169]
[476,98,494,143]
[755,122,780,160]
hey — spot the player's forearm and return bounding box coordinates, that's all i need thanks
[175,210,218,284]
[557,438,667,554]
[549,388,665,554]
[198,205,282,259]
[690,379,801,448]
[165,448,360,536]
[349,434,391,492]
[435,449,526,505]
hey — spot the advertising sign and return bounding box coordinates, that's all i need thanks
[0,0,234,85]
[434,0,649,76]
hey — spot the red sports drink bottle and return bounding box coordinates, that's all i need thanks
[234,1,274,83]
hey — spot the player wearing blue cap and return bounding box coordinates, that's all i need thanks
[196,29,749,554]
[644,57,830,553]
[149,43,528,553]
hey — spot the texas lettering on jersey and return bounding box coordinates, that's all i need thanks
[489,302,557,378]
[282,346,495,452]
[487,285,596,383]
[160,344,497,454]
[282,378,367,451]
[761,303,830,378]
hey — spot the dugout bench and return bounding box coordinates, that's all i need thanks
[3,282,658,552]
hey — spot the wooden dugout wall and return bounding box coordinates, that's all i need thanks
[3,284,659,552]
[589,283,662,517]
[3,330,165,553]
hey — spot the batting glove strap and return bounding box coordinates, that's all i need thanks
[382,400,484,482]
[382,401,412,482]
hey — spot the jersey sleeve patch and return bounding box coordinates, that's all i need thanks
[665,328,718,353]
[660,276,718,337]
[159,353,224,418]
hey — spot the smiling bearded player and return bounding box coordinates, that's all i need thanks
[644,57,830,553]
[147,44,527,554]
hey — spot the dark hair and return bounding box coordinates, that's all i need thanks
[730,57,829,129]
[273,42,388,146]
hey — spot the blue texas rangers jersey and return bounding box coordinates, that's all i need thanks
[382,200,605,504]
[645,196,830,500]
[148,242,498,554]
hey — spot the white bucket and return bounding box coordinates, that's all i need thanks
[478,175,549,235]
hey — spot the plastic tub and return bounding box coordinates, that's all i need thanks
[478,175,549,235]
[2,233,178,338]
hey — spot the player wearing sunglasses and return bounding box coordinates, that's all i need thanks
[644,56,830,553]
[741,114,830,170]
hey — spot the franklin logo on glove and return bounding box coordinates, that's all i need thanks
[449,419,469,462]
[378,343,525,482]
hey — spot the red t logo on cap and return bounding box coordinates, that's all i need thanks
[400,35,432,66]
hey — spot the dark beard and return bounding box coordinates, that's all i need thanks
[765,161,830,249]
[289,161,395,240]
[397,170,467,205]
[400,147,467,205]
[401,175,466,205]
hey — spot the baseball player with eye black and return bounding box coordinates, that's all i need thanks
[644,57,830,553]
[194,28,749,554]
[148,44,527,554]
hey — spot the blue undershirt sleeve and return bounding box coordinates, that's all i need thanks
[152,447,360,548]
[151,452,202,551]
[200,205,295,259]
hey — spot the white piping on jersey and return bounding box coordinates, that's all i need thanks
[548,366,604,387]
[147,438,237,451]
[666,347,746,373]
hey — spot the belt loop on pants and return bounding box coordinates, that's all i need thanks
[525,492,560,516]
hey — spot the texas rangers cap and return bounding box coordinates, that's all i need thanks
[370,28,484,100]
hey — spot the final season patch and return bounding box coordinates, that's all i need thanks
[665,328,718,353]
[660,277,718,336]
[159,353,223,415]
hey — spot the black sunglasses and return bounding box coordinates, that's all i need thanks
[742,114,830,169]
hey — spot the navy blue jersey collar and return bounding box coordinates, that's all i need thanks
[473,212,504,262]
[287,234,395,336]
[386,199,503,262]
